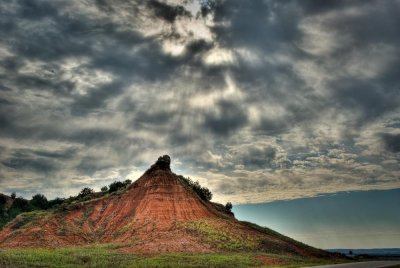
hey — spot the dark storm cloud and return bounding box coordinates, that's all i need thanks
[15,74,75,95]
[208,0,400,131]
[93,0,115,13]
[88,41,183,81]
[242,146,276,168]
[0,56,24,73]
[16,0,58,20]
[147,0,191,23]
[71,81,126,115]
[324,1,400,45]
[135,110,173,126]
[6,19,91,62]
[211,0,301,50]
[76,156,114,176]
[299,0,364,15]
[2,152,58,174]
[1,147,75,164]
[0,55,75,97]
[331,78,400,124]
[65,128,125,145]
[33,148,76,160]
[0,0,153,67]
[203,100,248,135]
[253,117,288,135]
[381,134,400,153]
[185,39,214,55]
[203,0,323,136]
[0,108,124,145]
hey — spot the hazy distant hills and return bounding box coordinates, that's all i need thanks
[328,248,400,256]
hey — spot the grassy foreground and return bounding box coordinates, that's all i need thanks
[0,244,345,268]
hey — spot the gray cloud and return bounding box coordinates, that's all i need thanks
[241,146,277,168]
[0,0,399,202]
[147,0,191,23]
[381,134,400,153]
[2,151,59,174]
[203,100,248,135]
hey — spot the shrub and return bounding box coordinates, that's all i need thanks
[78,187,94,198]
[48,197,65,208]
[123,179,132,186]
[11,197,30,211]
[178,176,212,201]
[30,194,49,210]
[108,180,131,193]
[11,192,16,199]
[100,186,108,192]
[225,202,233,212]
[0,195,7,211]
[108,181,125,193]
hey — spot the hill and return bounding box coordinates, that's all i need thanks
[329,248,400,257]
[0,155,338,260]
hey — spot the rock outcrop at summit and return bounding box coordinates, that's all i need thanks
[0,156,334,257]
[150,155,171,171]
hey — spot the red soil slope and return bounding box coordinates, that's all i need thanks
[0,156,333,257]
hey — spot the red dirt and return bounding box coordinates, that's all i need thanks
[0,156,334,257]
[254,255,283,266]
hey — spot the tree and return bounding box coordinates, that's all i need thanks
[123,179,132,186]
[11,192,16,199]
[108,181,125,193]
[10,197,30,211]
[0,195,7,212]
[78,187,94,198]
[48,197,65,208]
[101,186,108,192]
[225,202,233,212]
[177,176,212,202]
[30,194,49,210]
[191,180,212,201]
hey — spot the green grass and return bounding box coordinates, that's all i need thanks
[0,244,346,268]
[135,253,258,268]
[181,220,258,251]
[0,244,128,268]
[10,210,50,230]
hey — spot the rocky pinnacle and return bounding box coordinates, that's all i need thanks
[149,155,171,171]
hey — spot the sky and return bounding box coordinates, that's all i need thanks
[233,189,400,249]
[0,0,399,246]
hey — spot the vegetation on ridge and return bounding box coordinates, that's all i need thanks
[177,175,213,201]
[0,179,133,229]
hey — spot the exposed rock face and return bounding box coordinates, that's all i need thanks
[149,155,171,171]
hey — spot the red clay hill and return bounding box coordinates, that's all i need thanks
[0,156,334,257]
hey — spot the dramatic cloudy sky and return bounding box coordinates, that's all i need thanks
[1,0,400,203]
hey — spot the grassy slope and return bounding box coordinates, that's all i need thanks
[0,244,345,268]
[239,221,333,258]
